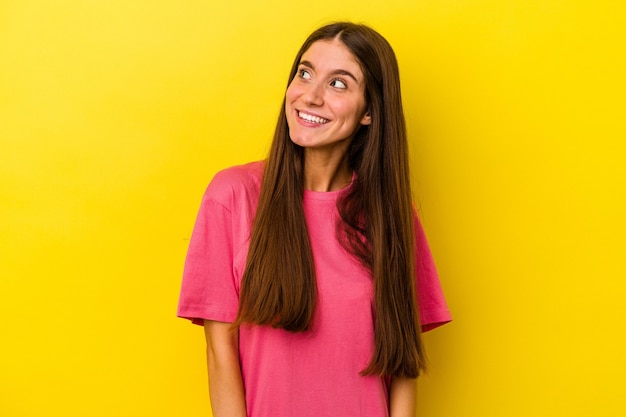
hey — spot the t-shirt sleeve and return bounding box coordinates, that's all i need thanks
[414,215,452,332]
[177,187,240,325]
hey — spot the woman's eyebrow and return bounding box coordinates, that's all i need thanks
[299,60,360,84]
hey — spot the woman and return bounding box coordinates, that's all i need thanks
[178,22,451,417]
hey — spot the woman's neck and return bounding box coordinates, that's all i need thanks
[303,150,351,192]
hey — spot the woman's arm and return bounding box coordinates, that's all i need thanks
[203,320,247,417]
[389,376,417,417]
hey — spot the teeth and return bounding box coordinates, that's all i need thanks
[298,111,329,124]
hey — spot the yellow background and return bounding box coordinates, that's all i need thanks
[1,1,624,416]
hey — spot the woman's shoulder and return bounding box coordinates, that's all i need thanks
[203,161,264,207]
[210,160,264,187]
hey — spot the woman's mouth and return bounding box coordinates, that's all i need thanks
[298,110,330,125]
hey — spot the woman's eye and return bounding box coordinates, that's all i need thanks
[330,79,347,89]
[299,69,312,80]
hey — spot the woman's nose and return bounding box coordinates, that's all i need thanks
[302,82,324,106]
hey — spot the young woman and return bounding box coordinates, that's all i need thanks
[178,22,451,417]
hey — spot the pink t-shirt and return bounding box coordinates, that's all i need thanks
[178,161,451,417]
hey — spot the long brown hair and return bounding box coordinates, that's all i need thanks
[235,22,426,378]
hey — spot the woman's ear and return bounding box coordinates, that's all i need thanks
[360,111,372,126]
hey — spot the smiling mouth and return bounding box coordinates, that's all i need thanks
[298,111,330,125]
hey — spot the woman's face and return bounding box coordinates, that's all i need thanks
[285,39,371,155]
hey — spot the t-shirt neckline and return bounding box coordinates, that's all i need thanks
[303,172,355,201]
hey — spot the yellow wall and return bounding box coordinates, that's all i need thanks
[1,1,624,416]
